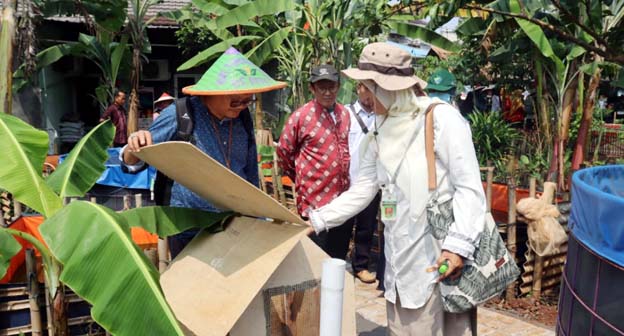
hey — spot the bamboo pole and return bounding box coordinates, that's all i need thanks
[13,200,22,220]
[134,193,142,208]
[158,238,169,273]
[44,282,54,336]
[531,182,557,299]
[505,175,517,301]
[26,249,43,336]
[123,195,131,211]
[486,167,494,212]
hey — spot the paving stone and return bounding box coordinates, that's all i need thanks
[353,273,555,335]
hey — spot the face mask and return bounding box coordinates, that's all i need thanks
[429,91,452,103]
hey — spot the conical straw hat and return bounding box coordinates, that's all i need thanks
[182,47,286,95]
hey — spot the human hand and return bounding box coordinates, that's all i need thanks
[127,130,153,153]
[427,250,465,282]
[302,220,316,236]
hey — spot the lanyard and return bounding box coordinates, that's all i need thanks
[209,116,234,168]
[376,114,425,185]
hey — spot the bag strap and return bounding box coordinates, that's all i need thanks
[348,104,369,134]
[425,103,444,191]
[175,97,194,142]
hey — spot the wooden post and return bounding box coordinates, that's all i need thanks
[529,177,537,198]
[531,182,557,299]
[26,249,43,336]
[505,178,517,301]
[486,167,494,212]
[134,194,143,208]
[123,195,131,211]
[13,200,22,219]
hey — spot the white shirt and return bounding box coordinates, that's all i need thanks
[310,104,486,309]
[346,101,376,184]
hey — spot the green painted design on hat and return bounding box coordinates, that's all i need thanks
[183,47,286,95]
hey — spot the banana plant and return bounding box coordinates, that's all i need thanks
[0,113,232,335]
[13,32,129,113]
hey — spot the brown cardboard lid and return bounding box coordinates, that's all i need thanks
[134,141,305,225]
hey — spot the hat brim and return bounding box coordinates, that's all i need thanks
[182,81,287,96]
[154,97,175,104]
[310,74,340,83]
[426,84,454,92]
[342,68,427,91]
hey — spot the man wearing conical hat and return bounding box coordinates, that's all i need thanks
[121,47,286,258]
[152,92,175,120]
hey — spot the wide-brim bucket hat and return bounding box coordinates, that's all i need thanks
[183,47,287,95]
[342,42,427,91]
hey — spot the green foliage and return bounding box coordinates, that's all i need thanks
[46,121,115,198]
[0,229,21,277]
[468,110,521,180]
[0,113,231,334]
[175,20,221,58]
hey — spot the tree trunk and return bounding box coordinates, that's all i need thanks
[556,62,579,190]
[534,57,550,142]
[0,1,16,114]
[127,47,141,135]
[571,63,601,174]
[51,286,68,336]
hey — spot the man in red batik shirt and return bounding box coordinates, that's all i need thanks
[277,64,354,260]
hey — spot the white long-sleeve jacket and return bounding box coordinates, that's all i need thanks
[310,103,486,309]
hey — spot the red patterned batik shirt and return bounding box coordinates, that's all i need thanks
[277,100,351,217]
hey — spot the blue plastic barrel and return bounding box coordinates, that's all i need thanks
[558,165,624,335]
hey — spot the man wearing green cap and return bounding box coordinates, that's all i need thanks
[121,47,286,258]
[426,68,457,105]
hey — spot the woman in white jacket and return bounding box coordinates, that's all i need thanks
[308,43,486,335]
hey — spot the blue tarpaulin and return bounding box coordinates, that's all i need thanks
[59,148,156,190]
[570,165,624,266]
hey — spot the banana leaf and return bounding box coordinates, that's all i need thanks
[110,35,129,89]
[1,5,15,109]
[209,0,295,30]
[388,21,460,53]
[46,120,114,198]
[0,227,61,294]
[118,206,233,236]
[246,27,292,66]
[191,0,229,15]
[0,229,21,278]
[508,0,564,74]
[0,114,62,217]
[177,35,260,71]
[39,201,229,335]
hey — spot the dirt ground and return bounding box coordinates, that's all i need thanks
[484,292,559,328]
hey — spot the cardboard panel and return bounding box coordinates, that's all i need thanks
[230,237,356,336]
[161,216,305,336]
[134,142,304,225]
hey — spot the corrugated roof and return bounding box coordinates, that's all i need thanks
[16,0,192,28]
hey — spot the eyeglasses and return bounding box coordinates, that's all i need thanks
[314,85,340,94]
[229,97,256,108]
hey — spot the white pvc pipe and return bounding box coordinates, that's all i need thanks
[320,258,346,336]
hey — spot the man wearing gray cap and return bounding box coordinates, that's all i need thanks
[277,64,354,260]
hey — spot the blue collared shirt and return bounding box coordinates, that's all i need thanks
[135,96,259,212]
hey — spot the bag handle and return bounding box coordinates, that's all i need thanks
[425,103,444,191]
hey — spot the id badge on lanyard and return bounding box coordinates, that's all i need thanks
[380,183,398,222]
